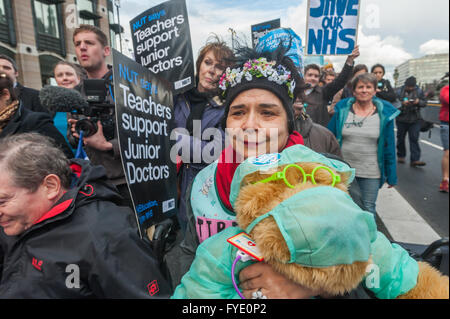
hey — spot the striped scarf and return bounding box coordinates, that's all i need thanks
[0,101,19,134]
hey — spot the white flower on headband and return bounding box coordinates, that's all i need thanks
[219,58,296,99]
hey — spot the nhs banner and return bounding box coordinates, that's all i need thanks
[306,0,360,56]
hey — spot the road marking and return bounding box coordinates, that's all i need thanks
[377,186,441,245]
[394,128,444,150]
[420,139,444,151]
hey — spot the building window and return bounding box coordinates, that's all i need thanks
[0,1,7,24]
[34,1,59,38]
[107,0,116,48]
[0,0,15,46]
[32,0,65,56]
[77,0,101,26]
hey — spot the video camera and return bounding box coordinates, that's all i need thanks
[40,79,117,141]
[74,79,116,140]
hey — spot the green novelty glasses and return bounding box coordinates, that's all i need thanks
[256,164,341,189]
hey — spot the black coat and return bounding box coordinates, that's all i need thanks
[396,86,427,123]
[304,63,353,127]
[0,159,172,298]
[0,105,74,159]
[14,83,48,113]
[71,67,126,186]
[295,114,342,158]
[376,79,397,103]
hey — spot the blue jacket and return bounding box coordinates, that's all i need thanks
[174,93,226,229]
[328,97,400,188]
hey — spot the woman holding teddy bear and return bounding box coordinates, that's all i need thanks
[168,44,448,299]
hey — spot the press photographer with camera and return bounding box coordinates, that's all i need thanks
[67,25,131,205]
[396,76,428,167]
[371,63,397,103]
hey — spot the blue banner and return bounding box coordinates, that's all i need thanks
[306,0,360,55]
[256,28,305,77]
[251,19,281,49]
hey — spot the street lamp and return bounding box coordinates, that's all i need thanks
[228,28,236,50]
[114,0,123,53]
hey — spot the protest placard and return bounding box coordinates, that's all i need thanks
[130,0,195,95]
[251,19,281,49]
[306,0,360,55]
[256,28,305,76]
[113,49,177,238]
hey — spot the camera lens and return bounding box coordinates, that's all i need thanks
[76,119,98,137]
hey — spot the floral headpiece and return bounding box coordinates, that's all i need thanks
[218,58,296,99]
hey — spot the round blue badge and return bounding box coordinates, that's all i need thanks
[250,153,281,167]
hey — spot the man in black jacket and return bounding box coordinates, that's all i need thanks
[302,46,359,127]
[0,133,171,298]
[396,76,427,167]
[0,55,47,113]
[67,25,131,206]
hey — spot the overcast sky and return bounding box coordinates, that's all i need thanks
[117,0,449,82]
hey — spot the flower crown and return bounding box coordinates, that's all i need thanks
[218,58,296,99]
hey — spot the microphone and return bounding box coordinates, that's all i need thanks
[39,85,89,113]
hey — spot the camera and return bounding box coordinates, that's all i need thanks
[74,79,115,140]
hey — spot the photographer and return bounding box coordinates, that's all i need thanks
[396,76,427,167]
[68,25,130,206]
[371,64,397,103]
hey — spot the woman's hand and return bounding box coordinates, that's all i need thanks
[346,45,360,66]
[239,262,321,299]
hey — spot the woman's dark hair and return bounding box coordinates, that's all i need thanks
[371,63,385,75]
[0,73,18,102]
[353,64,369,77]
[196,34,235,74]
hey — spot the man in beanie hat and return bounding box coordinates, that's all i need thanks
[396,76,428,167]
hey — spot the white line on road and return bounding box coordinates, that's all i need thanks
[393,128,444,150]
[420,139,444,151]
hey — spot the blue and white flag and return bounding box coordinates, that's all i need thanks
[75,131,89,161]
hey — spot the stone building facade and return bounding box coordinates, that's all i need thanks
[0,0,121,89]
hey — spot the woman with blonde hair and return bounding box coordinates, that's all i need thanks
[52,61,87,150]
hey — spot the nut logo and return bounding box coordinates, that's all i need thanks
[147,280,159,296]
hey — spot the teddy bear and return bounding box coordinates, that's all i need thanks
[234,161,449,299]
[172,145,449,299]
